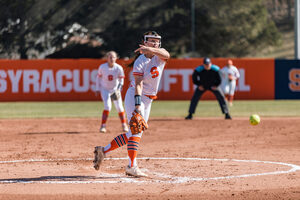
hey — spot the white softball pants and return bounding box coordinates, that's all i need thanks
[222,80,237,96]
[124,87,153,138]
[100,88,124,113]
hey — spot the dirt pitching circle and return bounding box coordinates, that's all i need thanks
[1,117,300,200]
[1,157,299,184]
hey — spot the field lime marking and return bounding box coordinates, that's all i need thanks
[0,157,299,184]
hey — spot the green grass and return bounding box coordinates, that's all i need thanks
[152,100,300,117]
[0,100,299,119]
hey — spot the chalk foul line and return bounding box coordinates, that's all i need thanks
[0,157,299,184]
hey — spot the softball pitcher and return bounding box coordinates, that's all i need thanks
[220,59,240,106]
[93,31,170,177]
[95,51,128,133]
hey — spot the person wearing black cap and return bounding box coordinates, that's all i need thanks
[185,57,232,120]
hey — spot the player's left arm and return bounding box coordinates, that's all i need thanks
[117,67,125,91]
[134,75,143,113]
[130,75,148,131]
[117,78,124,91]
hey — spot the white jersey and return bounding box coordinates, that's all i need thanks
[221,65,240,82]
[221,65,240,95]
[96,63,125,92]
[131,54,166,96]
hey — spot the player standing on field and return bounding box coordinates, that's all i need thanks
[93,31,170,177]
[185,57,232,120]
[95,51,129,133]
[220,59,240,106]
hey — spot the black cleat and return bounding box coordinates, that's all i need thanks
[185,114,193,120]
[225,113,232,120]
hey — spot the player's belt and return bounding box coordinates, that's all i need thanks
[145,95,157,100]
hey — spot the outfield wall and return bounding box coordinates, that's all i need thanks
[0,58,299,101]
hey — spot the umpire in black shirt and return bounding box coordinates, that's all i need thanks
[185,57,232,120]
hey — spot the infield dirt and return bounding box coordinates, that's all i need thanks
[0,117,300,200]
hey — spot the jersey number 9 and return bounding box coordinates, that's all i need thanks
[108,75,113,81]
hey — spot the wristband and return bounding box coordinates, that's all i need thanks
[134,95,141,106]
[117,83,123,91]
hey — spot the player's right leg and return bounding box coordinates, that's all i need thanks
[185,88,204,120]
[94,88,133,171]
[125,135,147,177]
[228,81,236,106]
[123,88,148,177]
[100,89,112,133]
[125,137,148,178]
[113,98,128,132]
[212,88,232,120]
[228,95,234,106]
[93,133,129,170]
[124,93,152,177]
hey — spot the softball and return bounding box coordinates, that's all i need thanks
[249,114,260,125]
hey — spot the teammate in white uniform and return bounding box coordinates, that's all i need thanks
[95,51,129,133]
[93,31,170,177]
[220,59,240,106]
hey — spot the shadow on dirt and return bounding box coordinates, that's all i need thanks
[0,175,130,183]
[21,131,82,135]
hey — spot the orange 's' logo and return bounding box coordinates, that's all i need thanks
[289,69,300,91]
[150,67,159,78]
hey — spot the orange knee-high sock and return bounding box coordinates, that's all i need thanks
[101,110,110,125]
[104,133,128,154]
[127,137,141,167]
[229,95,234,103]
[118,111,126,124]
[225,94,229,101]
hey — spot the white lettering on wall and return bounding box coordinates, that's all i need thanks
[23,70,39,93]
[163,69,177,92]
[0,67,250,95]
[237,69,250,91]
[159,69,194,92]
[40,70,55,93]
[90,69,98,92]
[178,69,193,91]
[56,70,72,92]
[0,70,7,93]
[73,69,89,92]
[8,70,22,93]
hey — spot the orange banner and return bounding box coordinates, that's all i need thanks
[0,59,103,101]
[0,58,274,101]
[156,58,274,100]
